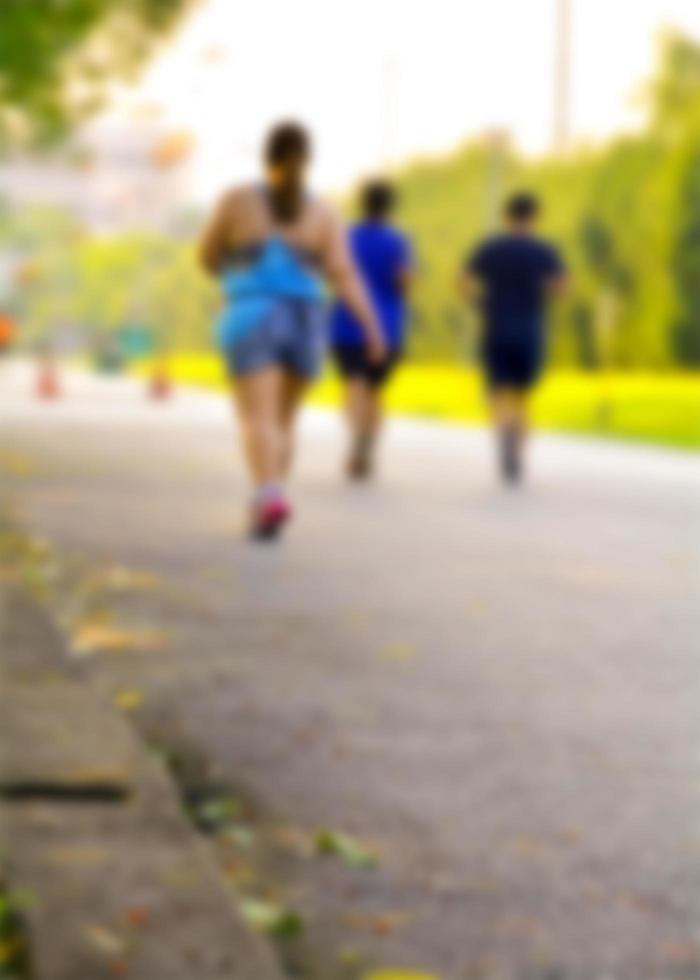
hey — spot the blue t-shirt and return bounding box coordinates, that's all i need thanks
[330,221,413,350]
[468,234,564,337]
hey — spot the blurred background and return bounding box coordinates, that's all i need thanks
[0,0,698,445]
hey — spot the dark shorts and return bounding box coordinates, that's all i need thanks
[332,343,402,389]
[482,333,544,390]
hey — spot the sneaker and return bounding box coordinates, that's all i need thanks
[250,497,293,541]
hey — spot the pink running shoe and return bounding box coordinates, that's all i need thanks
[250,496,293,541]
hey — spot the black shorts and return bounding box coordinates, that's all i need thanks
[482,334,544,391]
[332,343,401,388]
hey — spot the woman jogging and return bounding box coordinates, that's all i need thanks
[330,180,413,479]
[199,122,386,538]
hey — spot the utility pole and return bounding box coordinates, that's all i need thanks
[553,0,572,153]
[485,129,508,232]
[381,54,399,171]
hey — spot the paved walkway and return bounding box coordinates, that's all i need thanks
[2,360,699,980]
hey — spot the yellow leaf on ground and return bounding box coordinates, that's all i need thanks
[380,643,417,662]
[101,566,160,591]
[82,925,127,957]
[0,936,23,964]
[70,625,168,656]
[115,689,145,712]
[0,452,34,477]
[48,847,112,866]
[363,972,441,980]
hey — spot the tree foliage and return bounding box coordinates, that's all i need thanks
[2,31,700,369]
[392,31,700,368]
[0,0,198,148]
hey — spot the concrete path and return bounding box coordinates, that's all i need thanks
[1,359,699,980]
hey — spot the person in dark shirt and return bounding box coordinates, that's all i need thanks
[330,180,413,478]
[462,192,567,482]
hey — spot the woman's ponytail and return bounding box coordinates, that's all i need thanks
[264,121,311,224]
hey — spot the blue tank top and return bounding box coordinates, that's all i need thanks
[216,238,324,350]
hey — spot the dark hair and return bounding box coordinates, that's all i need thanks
[361,180,396,220]
[264,121,311,223]
[265,121,311,166]
[505,191,540,222]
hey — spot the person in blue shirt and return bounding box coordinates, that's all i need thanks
[330,180,413,479]
[462,192,567,483]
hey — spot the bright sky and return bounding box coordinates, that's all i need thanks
[108,0,700,201]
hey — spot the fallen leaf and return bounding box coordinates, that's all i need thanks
[222,859,255,886]
[221,825,255,850]
[65,765,129,785]
[101,566,160,592]
[362,971,440,980]
[83,925,127,957]
[362,972,441,980]
[380,643,417,662]
[338,946,364,967]
[70,625,168,656]
[269,825,313,857]
[192,797,242,833]
[125,907,149,928]
[26,536,53,559]
[315,829,378,868]
[114,689,145,712]
[0,453,34,477]
[239,898,304,938]
[48,847,111,867]
[0,936,24,965]
[371,914,407,937]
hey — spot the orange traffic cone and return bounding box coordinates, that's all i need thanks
[36,359,61,400]
[148,360,172,401]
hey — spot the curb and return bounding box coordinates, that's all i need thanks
[0,584,286,980]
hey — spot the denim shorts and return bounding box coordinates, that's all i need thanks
[223,299,327,380]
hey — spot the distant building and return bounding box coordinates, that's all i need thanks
[0,119,194,233]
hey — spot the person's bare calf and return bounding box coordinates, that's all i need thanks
[234,367,285,501]
[345,378,381,479]
[491,388,528,483]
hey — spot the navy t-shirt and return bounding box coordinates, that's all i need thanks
[330,221,413,350]
[467,234,564,338]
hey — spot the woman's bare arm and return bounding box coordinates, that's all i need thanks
[198,191,236,276]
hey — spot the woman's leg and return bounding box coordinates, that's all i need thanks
[278,370,309,477]
[233,366,285,489]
